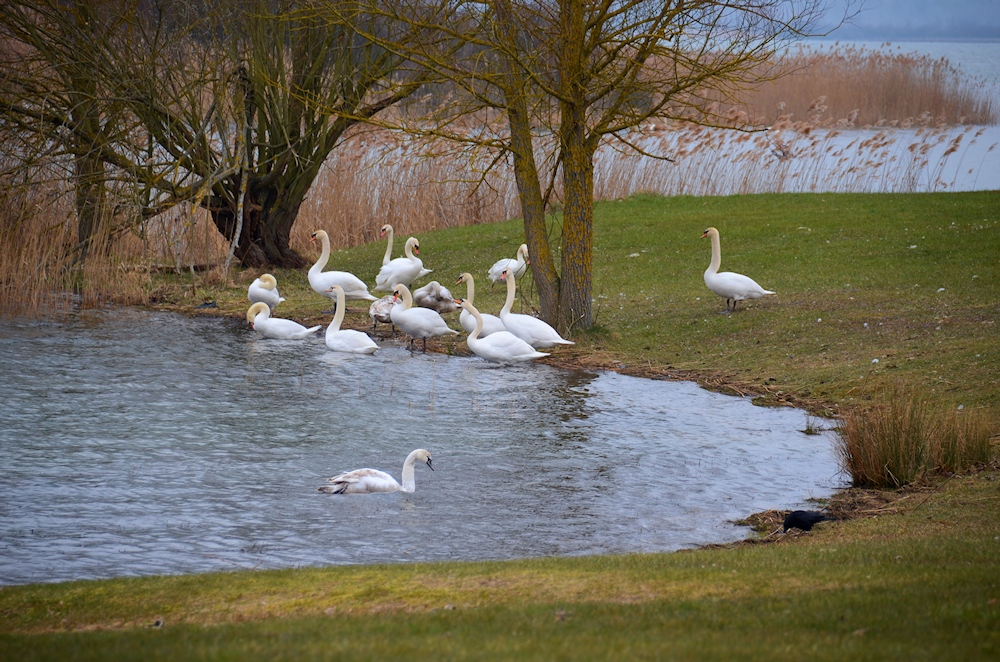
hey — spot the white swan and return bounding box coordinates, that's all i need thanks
[308,230,377,302]
[318,449,434,494]
[246,302,321,340]
[390,284,459,351]
[701,227,775,312]
[456,272,506,337]
[380,223,394,266]
[369,294,396,332]
[375,237,428,292]
[488,243,530,283]
[499,270,575,349]
[456,299,549,364]
[324,285,378,354]
[247,273,284,310]
[413,281,459,314]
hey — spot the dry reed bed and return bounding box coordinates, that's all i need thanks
[1,44,997,314]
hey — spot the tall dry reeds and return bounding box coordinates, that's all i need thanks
[836,386,994,488]
[2,43,996,314]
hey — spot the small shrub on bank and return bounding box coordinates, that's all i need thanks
[836,387,995,488]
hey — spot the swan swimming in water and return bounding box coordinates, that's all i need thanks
[488,243,529,283]
[246,302,321,340]
[317,449,434,494]
[324,285,379,354]
[390,284,459,351]
[701,227,775,312]
[308,230,377,302]
[456,272,506,337]
[455,298,548,364]
[247,274,284,310]
[499,270,574,349]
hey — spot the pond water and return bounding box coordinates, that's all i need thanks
[0,309,846,586]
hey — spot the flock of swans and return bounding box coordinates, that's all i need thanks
[247,224,575,363]
[244,225,774,495]
[248,224,775,363]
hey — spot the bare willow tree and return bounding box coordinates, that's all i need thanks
[0,0,424,269]
[326,0,854,332]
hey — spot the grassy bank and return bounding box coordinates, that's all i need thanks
[2,470,997,659]
[161,190,1000,421]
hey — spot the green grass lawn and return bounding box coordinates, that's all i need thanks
[7,191,995,659]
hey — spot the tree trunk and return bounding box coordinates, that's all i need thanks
[208,185,308,269]
[558,107,597,333]
[73,150,109,260]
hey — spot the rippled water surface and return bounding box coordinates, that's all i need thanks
[0,309,846,585]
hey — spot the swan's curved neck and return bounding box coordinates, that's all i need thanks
[382,227,394,266]
[311,233,331,277]
[708,232,722,275]
[397,287,413,309]
[501,271,516,316]
[463,275,476,305]
[464,302,484,341]
[404,239,417,261]
[328,289,346,332]
[400,451,420,492]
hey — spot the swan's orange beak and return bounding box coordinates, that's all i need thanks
[453,298,463,305]
[500,270,507,281]
[392,293,400,303]
[309,233,317,242]
[700,229,710,238]
[413,246,420,255]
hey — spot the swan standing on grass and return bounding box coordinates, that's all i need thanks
[318,449,434,494]
[488,243,529,283]
[455,299,549,364]
[413,281,459,314]
[246,302,321,340]
[701,227,775,312]
[308,230,377,302]
[390,284,459,351]
[499,270,575,349]
[456,272,506,337]
[324,285,378,354]
[375,237,428,292]
[247,274,285,310]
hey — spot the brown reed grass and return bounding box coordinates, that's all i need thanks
[836,385,995,488]
[1,44,995,315]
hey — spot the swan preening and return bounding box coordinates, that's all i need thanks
[324,285,378,354]
[390,284,459,350]
[412,281,459,314]
[701,227,775,312]
[499,270,574,349]
[456,299,548,364]
[456,272,506,337]
[248,274,285,310]
[369,295,396,332]
[246,302,321,340]
[309,230,377,302]
[488,243,529,283]
[318,448,434,494]
[376,237,429,292]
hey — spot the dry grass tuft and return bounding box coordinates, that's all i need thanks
[836,385,995,488]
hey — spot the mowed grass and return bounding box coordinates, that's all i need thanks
[175,190,1000,419]
[1,470,997,660]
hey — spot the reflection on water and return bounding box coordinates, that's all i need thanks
[0,309,846,585]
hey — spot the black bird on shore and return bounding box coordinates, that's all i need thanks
[783,510,832,532]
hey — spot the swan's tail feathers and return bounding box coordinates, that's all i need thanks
[307,325,322,335]
[764,289,776,295]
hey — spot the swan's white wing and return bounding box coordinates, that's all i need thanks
[320,468,401,494]
[708,271,775,300]
[326,329,378,354]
